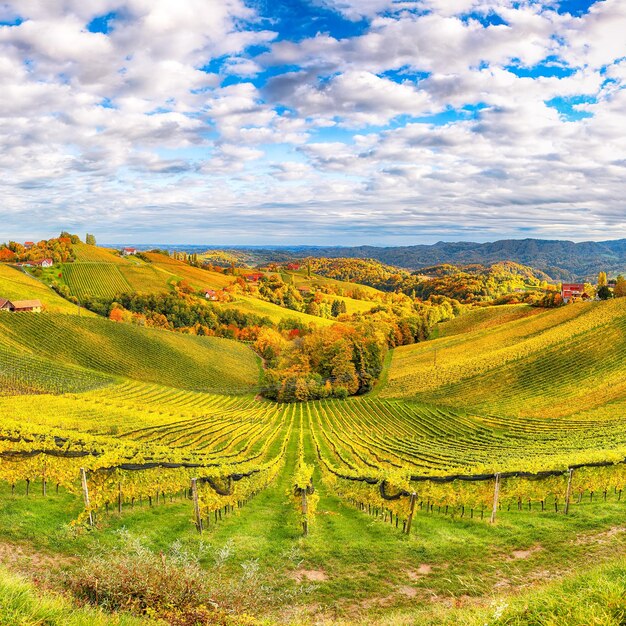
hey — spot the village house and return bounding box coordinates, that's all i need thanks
[23,241,34,249]
[122,247,137,256]
[33,258,53,268]
[204,289,218,301]
[244,272,263,283]
[561,283,587,303]
[0,298,43,312]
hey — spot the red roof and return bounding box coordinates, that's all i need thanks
[561,283,585,298]
[24,241,34,246]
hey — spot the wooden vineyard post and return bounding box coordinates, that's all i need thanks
[302,489,308,536]
[80,468,94,527]
[117,482,122,514]
[490,473,501,525]
[564,468,574,515]
[405,492,417,535]
[191,478,203,533]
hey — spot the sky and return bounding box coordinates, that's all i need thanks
[0,0,625,245]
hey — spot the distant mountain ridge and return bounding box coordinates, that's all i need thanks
[284,239,626,281]
[103,238,626,281]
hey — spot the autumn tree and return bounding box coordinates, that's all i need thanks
[598,272,608,287]
[614,275,626,298]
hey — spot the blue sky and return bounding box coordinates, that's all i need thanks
[0,0,625,245]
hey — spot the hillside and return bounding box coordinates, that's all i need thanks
[381,299,626,420]
[0,313,261,394]
[433,303,542,338]
[0,264,89,314]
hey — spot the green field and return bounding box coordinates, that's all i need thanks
[382,300,626,417]
[1,298,626,625]
[72,243,129,264]
[0,313,261,393]
[0,264,82,314]
[63,263,132,299]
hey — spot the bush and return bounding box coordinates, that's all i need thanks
[66,532,212,614]
[64,532,270,624]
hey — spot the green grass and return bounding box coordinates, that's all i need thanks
[0,313,261,393]
[0,566,146,626]
[0,264,80,314]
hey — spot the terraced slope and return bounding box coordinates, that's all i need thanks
[0,313,260,393]
[72,243,129,264]
[0,264,81,314]
[435,303,542,338]
[381,300,626,419]
[63,263,132,299]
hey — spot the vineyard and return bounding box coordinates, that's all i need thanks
[63,263,132,299]
[0,313,261,393]
[0,264,79,314]
[382,300,626,416]
[1,298,626,624]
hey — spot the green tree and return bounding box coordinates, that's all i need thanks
[597,285,613,300]
[85,233,96,245]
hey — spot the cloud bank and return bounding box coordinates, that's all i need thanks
[0,0,625,244]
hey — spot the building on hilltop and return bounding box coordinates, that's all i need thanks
[24,241,34,249]
[122,247,137,256]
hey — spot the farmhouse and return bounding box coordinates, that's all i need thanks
[122,247,137,256]
[34,258,53,268]
[24,241,34,249]
[561,283,585,303]
[204,289,218,301]
[0,298,43,312]
[244,273,263,283]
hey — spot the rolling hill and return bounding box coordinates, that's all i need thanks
[0,264,87,314]
[381,299,626,419]
[0,313,261,394]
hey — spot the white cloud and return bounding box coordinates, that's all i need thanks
[1,0,626,244]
